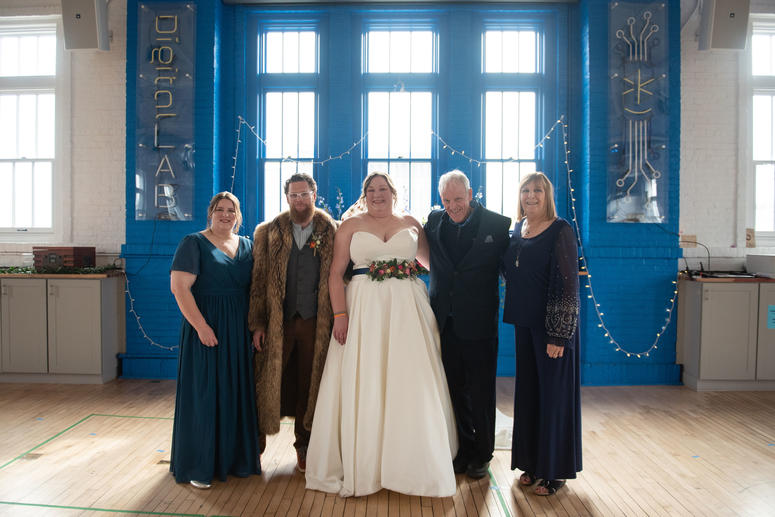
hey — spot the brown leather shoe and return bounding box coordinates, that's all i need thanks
[296,448,307,473]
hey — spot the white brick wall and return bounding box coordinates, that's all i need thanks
[0,0,126,266]
[679,1,775,270]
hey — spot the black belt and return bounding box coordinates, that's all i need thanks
[352,267,369,275]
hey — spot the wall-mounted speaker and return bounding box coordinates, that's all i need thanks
[61,0,110,51]
[699,0,749,50]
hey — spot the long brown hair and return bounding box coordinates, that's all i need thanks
[207,191,243,233]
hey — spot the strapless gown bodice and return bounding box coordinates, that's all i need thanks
[350,228,418,268]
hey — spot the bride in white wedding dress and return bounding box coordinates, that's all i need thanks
[305,172,458,498]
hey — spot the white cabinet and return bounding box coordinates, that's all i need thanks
[677,279,775,390]
[0,276,123,383]
[0,279,48,373]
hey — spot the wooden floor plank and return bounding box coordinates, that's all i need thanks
[0,380,774,516]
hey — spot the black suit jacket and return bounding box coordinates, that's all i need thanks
[424,202,511,340]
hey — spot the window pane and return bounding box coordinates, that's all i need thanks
[518,92,536,159]
[485,31,502,73]
[518,31,537,73]
[283,32,299,73]
[33,161,52,227]
[502,31,518,73]
[367,30,433,74]
[0,29,55,77]
[390,31,410,73]
[485,92,502,159]
[485,90,536,161]
[484,30,537,74]
[756,164,775,231]
[18,94,37,158]
[18,36,39,76]
[503,161,520,221]
[264,161,281,218]
[411,31,433,73]
[0,35,19,76]
[485,162,503,213]
[266,32,282,73]
[368,32,390,73]
[0,95,17,159]
[37,34,56,74]
[298,92,315,158]
[368,92,389,157]
[390,161,410,212]
[37,93,55,158]
[411,92,432,159]
[753,94,773,161]
[367,161,389,175]
[299,32,316,73]
[502,92,519,159]
[0,162,11,226]
[409,161,431,219]
[753,33,774,76]
[389,92,410,158]
[14,161,32,227]
[265,92,282,158]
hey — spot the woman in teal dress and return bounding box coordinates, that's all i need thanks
[169,192,261,488]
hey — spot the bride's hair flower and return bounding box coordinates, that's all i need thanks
[366,259,428,282]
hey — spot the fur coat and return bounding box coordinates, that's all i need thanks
[249,209,336,436]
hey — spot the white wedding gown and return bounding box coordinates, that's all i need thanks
[305,228,458,498]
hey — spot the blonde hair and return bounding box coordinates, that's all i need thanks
[515,172,556,222]
[207,191,243,234]
[342,172,399,219]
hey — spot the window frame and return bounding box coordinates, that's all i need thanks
[246,15,324,223]
[0,15,70,243]
[746,15,775,246]
[361,20,440,218]
[241,5,568,227]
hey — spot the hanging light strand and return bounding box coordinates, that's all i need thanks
[431,117,565,167]
[125,273,178,352]
[559,118,677,358]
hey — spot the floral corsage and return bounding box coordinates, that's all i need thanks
[308,233,323,256]
[366,259,429,281]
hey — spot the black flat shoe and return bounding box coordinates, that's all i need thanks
[535,479,565,495]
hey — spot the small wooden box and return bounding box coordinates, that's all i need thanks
[33,246,96,271]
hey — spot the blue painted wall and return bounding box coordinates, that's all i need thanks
[122,0,681,385]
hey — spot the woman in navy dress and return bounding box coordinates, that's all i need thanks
[502,172,581,496]
[169,192,260,488]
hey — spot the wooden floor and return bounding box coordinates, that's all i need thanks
[0,380,774,516]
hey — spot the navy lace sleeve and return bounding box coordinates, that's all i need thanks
[545,221,579,347]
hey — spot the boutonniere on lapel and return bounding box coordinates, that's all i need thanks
[308,233,323,256]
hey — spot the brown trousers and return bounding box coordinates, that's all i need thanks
[280,315,316,451]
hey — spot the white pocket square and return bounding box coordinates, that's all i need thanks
[484,235,494,243]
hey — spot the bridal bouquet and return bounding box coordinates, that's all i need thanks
[366,259,429,281]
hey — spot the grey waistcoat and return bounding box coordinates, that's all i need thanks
[284,238,321,320]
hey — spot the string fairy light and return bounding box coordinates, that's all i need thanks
[431,117,565,167]
[557,117,678,358]
[125,273,178,352]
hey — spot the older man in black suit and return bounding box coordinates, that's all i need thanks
[424,170,511,479]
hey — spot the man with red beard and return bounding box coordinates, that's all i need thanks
[249,173,337,473]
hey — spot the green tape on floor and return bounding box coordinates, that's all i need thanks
[0,501,206,516]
